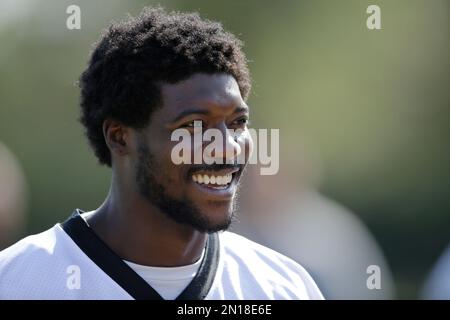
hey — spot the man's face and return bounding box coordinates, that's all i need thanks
[133,73,252,233]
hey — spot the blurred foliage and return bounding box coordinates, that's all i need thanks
[0,0,449,298]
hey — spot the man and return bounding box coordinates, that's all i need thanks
[0,7,323,300]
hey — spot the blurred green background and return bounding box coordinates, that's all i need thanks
[0,0,449,298]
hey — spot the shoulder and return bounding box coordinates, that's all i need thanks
[0,225,60,268]
[0,225,64,298]
[219,231,308,271]
[217,231,324,299]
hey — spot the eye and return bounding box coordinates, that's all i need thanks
[231,117,250,127]
[182,120,205,128]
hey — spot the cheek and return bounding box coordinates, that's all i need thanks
[139,140,184,187]
[138,125,190,190]
[163,144,190,184]
[236,130,253,162]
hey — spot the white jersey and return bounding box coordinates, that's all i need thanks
[0,210,323,300]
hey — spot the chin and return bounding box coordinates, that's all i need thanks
[194,202,234,233]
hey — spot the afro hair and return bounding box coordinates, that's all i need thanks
[79,6,251,166]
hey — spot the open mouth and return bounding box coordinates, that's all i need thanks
[189,166,241,195]
[192,173,234,190]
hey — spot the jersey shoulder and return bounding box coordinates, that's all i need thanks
[0,225,65,298]
[0,224,132,300]
[0,225,59,269]
[218,231,324,299]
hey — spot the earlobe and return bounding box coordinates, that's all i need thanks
[103,119,129,157]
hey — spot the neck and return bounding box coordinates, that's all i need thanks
[85,175,207,267]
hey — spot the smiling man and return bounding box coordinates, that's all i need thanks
[0,7,323,300]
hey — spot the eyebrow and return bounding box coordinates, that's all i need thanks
[171,105,249,123]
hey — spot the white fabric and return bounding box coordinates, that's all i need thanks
[0,223,324,300]
[123,249,204,300]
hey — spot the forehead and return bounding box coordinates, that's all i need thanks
[159,73,245,117]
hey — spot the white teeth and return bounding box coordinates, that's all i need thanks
[192,173,234,186]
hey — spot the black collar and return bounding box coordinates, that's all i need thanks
[61,209,220,300]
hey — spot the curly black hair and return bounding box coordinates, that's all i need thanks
[79,6,251,167]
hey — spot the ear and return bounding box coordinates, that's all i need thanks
[102,119,130,159]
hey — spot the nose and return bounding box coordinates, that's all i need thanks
[204,124,242,164]
[224,129,242,161]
